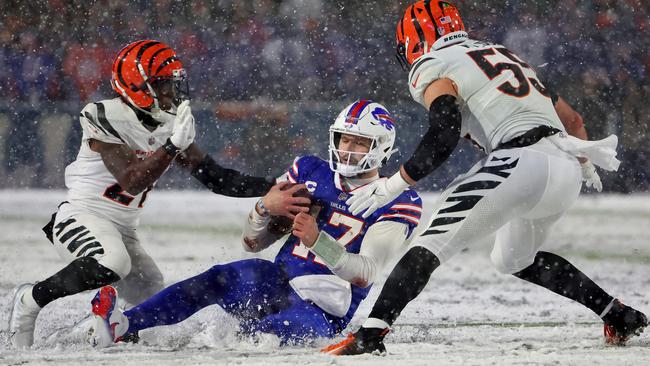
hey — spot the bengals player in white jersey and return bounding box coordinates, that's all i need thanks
[323,1,647,355]
[8,40,307,349]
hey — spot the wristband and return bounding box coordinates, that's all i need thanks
[256,198,270,217]
[310,232,345,267]
[162,138,180,157]
[386,171,411,194]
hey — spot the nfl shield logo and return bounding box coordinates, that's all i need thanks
[148,137,156,145]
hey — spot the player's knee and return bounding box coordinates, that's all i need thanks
[490,251,535,275]
[96,250,132,279]
[147,266,164,292]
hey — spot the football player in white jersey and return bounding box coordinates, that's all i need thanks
[8,40,305,349]
[323,1,647,355]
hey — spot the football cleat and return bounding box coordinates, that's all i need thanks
[89,286,130,348]
[321,327,389,356]
[8,283,42,349]
[603,300,648,345]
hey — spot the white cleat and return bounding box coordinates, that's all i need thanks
[8,283,42,349]
[88,286,129,348]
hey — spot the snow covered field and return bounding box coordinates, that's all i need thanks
[1,190,649,365]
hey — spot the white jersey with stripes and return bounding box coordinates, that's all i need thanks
[64,97,175,228]
[408,38,566,153]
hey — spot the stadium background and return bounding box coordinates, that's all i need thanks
[1,0,648,192]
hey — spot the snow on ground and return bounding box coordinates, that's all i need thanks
[1,190,649,365]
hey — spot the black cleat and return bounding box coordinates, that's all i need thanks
[603,300,648,345]
[321,327,389,356]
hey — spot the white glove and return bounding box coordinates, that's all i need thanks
[581,161,602,192]
[169,100,195,151]
[346,172,411,218]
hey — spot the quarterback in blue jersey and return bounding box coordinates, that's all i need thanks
[88,100,423,347]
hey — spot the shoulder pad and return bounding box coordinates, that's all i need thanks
[408,55,447,108]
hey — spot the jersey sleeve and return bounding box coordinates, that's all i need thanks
[284,155,322,184]
[408,55,448,109]
[79,103,125,145]
[376,190,423,238]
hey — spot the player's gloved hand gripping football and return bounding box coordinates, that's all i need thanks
[347,169,411,218]
[169,100,196,151]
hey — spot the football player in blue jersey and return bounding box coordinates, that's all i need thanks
[87,100,424,347]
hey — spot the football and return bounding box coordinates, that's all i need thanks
[267,184,314,236]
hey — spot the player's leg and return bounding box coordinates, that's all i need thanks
[245,291,343,345]
[492,214,618,312]
[323,146,558,355]
[10,205,128,348]
[496,216,647,345]
[491,143,647,344]
[111,231,164,305]
[90,258,289,346]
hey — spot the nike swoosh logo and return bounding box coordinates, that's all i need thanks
[410,196,419,202]
[411,74,420,88]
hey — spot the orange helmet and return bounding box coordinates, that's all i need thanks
[111,40,189,113]
[396,1,467,69]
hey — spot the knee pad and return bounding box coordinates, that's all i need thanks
[490,250,536,275]
[97,251,132,279]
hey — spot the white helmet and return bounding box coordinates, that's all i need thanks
[329,100,398,177]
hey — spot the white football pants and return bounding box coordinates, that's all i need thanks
[413,138,582,274]
[51,203,164,304]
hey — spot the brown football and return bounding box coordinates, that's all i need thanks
[266,184,317,236]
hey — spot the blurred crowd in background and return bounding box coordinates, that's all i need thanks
[1,0,648,192]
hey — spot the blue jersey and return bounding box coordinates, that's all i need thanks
[275,155,422,319]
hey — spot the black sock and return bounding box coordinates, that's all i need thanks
[513,251,613,317]
[368,246,440,326]
[32,257,121,308]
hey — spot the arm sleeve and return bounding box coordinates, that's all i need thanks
[402,94,462,182]
[240,205,279,253]
[191,154,276,197]
[310,220,409,288]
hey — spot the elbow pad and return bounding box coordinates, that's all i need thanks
[191,154,275,197]
[403,94,461,182]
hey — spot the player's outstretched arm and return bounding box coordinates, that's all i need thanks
[554,96,587,140]
[553,96,604,191]
[92,139,175,195]
[89,99,199,195]
[176,143,276,197]
[347,78,462,218]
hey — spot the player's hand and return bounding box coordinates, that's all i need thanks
[170,100,196,151]
[581,161,603,192]
[292,212,319,247]
[263,182,311,219]
[346,172,411,218]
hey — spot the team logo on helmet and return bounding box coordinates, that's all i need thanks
[370,107,395,131]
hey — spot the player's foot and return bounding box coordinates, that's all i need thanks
[89,286,131,348]
[9,283,42,349]
[603,299,648,345]
[321,327,389,355]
